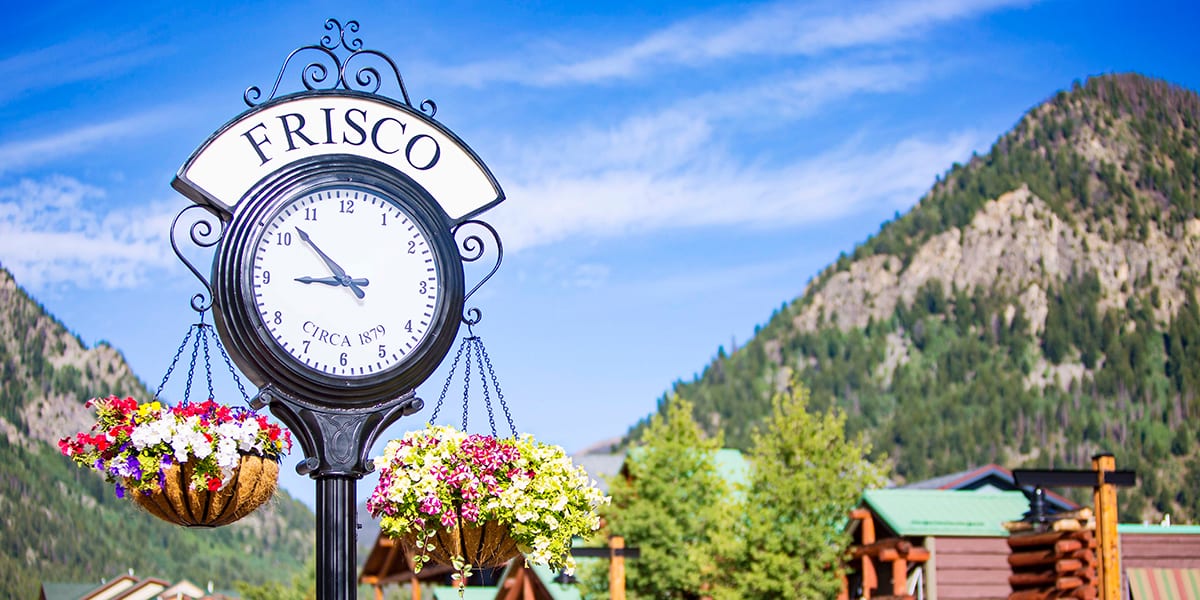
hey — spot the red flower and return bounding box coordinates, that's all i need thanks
[207,476,222,491]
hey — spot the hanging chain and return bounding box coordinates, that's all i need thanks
[201,323,216,401]
[214,328,251,403]
[461,339,472,431]
[153,310,254,408]
[183,317,203,404]
[155,322,195,400]
[431,336,469,423]
[431,328,518,437]
[472,339,496,436]
[480,339,518,437]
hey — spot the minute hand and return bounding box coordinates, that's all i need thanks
[295,227,366,299]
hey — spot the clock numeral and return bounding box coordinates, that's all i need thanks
[381,213,388,226]
[378,345,386,359]
[407,240,416,254]
[302,340,310,354]
[273,311,283,325]
[340,200,355,214]
[276,232,292,246]
[418,281,428,294]
[261,271,271,285]
[404,320,413,333]
[305,207,318,221]
[339,352,348,367]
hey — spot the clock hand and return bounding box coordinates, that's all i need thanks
[295,227,367,299]
[295,276,370,287]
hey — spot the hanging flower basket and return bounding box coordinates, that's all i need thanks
[131,453,279,527]
[367,425,609,579]
[59,396,292,527]
[399,515,521,569]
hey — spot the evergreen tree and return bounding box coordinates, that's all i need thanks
[583,396,735,599]
[726,378,888,598]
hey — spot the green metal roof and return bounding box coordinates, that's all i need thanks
[712,448,750,490]
[448,587,497,600]
[863,489,1030,537]
[39,582,97,600]
[530,563,583,600]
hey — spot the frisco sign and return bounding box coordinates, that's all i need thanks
[172,91,503,223]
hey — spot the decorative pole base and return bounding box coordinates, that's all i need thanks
[254,384,424,600]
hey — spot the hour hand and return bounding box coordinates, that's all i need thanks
[295,276,370,287]
[295,227,367,299]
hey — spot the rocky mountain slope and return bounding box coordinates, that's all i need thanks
[652,73,1200,523]
[0,266,314,598]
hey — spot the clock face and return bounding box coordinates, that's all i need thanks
[249,185,441,379]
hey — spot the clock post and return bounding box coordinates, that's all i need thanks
[169,19,506,599]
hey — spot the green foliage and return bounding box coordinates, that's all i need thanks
[637,74,1200,525]
[236,557,316,600]
[723,380,888,598]
[0,266,315,598]
[582,396,735,599]
[0,437,314,598]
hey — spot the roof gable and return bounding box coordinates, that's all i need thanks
[902,463,1077,511]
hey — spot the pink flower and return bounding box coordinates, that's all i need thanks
[420,495,443,515]
[460,501,480,523]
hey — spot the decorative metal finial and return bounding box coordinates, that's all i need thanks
[243,18,437,117]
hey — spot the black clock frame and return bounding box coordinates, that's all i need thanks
[213,155,465,410]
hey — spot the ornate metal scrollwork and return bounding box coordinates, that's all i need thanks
[170,205,225,312]
[244,18,437,117]
[452,219,503,325]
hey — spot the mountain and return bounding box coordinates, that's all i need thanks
[647,73,1200,523]
[0,266,315,598]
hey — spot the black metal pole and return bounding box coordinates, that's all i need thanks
[316,475,358,600]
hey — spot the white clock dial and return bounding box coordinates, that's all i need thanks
[250,186,440,378]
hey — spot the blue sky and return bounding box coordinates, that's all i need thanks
[3,0,1198,508]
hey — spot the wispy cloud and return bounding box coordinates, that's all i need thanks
[440,0,1032,87]
[0,108,181,174]
[0,176,177,289]
[492,129,981,253]
[488,58,976,252]
[0,34,170,103]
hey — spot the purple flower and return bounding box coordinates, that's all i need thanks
[125,456,142,479]
[114,482,125,499]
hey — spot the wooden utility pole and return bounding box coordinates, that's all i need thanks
[610,536,627,600]
[1092,453,1120,600]
[1013,457,1135,600]
[570,535,640,599]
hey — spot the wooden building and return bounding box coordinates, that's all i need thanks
[846,488,1200,599]
[846,488,1035,599]
[1119,523,1200,599]
[39,573,226,600]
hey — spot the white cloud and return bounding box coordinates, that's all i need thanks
[440,0,1032,87]
[0,109,181,174]
[486,58,975,252]
[492,130,981,254]
[0,176,178,290]
[0,34,169,102]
